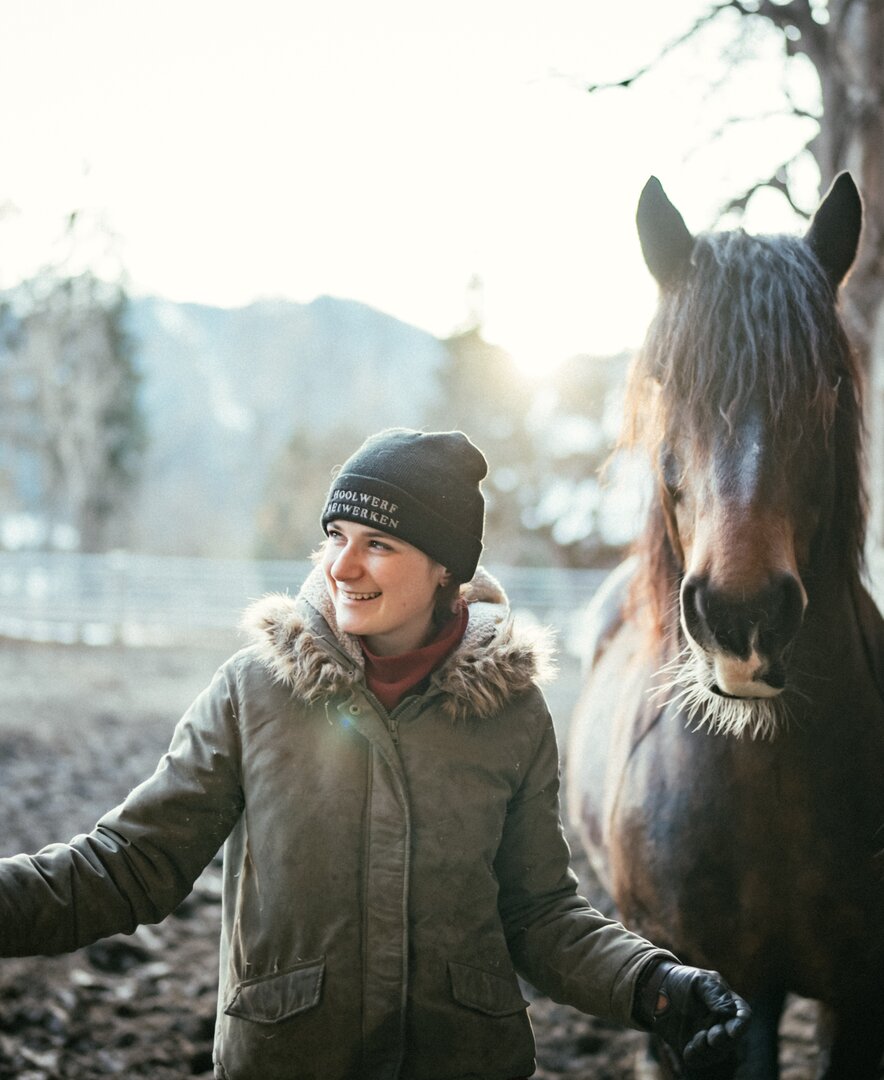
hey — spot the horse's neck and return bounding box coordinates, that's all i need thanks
[846,576,884,703]
[794,572,884,711]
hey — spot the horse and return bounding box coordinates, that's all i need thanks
[566,173,884,1080]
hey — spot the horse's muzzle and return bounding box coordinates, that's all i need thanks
[681,572,805,697]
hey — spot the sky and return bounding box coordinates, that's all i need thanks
[0,1,822,373]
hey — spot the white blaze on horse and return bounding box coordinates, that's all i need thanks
[567,174,884,1079]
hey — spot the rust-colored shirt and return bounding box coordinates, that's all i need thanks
[360,601,469,711]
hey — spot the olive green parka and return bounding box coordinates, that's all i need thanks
[0,567,669,1080]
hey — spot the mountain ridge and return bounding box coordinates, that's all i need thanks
[126,293,447,555]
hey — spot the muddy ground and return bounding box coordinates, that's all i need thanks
[0,637,826,1078]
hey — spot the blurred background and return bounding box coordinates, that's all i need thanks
[0,0,882,642]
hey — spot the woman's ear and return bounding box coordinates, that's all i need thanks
[439,568,452,586]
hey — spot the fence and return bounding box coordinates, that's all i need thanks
[1,549,880,654]
[0,552,609,651]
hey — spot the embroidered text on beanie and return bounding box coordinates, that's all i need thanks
[321,428,487,583]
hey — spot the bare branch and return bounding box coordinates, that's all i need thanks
[717,152,817,221]
[683,60,820,169]
[586,1,828,95]
[584,3,733,92]
[701,102,819,147]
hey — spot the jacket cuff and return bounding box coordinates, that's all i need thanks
[633,958,676,1027]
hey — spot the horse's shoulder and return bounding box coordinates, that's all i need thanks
[579,556,638,672]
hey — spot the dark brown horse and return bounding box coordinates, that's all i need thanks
[567,173,884,1079]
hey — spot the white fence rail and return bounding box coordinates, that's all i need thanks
[0,552,609,649]
[1,550,880,652]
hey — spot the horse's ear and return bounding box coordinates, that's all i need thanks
[805,172,862,288]
[636,176,694,287]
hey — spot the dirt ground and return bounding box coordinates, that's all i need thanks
[0,638,828,1078]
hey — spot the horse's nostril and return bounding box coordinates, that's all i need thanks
[682,577,753,657]
[775,574,805,637]
[682,573,805,658]
[757,574,805,654]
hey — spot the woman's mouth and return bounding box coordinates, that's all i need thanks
[341,590,381,601]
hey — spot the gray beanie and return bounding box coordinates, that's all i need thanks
[321,428,487,583]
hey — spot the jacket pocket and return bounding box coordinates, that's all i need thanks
[448,959,528,1017]
[224,956,325,1024]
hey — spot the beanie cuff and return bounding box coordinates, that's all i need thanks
[322,472,482,583]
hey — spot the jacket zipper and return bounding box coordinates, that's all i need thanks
[362,689,400,743]
[388,715,400,743]
[388,699,424,743]
[387,696,426,745]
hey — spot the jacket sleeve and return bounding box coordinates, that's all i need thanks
[495,698,672,1028]
[0,662,245,957]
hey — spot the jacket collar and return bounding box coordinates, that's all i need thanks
[241,565,555,722]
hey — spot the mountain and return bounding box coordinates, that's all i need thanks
[126,295,447,556]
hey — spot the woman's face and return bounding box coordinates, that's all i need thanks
[321,519,448,656]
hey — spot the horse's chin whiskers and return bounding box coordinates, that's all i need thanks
[650,647,792,740]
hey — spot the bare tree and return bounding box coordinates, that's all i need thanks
[1,271,144,551]
[588,0,884,545]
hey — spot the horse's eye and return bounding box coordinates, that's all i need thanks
[661,477,681,503]
[661,452,682,503]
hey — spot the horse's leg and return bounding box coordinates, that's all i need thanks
[816,1002,884,1080]
[733,988,785,1080]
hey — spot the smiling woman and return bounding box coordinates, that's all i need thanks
[317,428,485,657]
[0,425,750,1080]
[321,522,449,656]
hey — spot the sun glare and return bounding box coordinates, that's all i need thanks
[508,350,562,383]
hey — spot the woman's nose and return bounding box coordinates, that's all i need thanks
[331,544,360,579]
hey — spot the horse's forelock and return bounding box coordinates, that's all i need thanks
[625,226,867,643]
[635,231,846,448]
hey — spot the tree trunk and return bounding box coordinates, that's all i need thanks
[805,0,884,547]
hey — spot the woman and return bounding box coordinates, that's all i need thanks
[0,429,749,1080]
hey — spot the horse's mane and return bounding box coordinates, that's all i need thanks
[623,228,868,649]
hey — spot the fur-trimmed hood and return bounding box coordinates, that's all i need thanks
[241,565,555,722]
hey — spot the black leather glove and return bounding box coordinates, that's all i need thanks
[635,960,751,1075]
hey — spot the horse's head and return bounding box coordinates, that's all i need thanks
[631,173,865,737]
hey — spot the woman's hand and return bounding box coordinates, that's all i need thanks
[636,960,751,1075]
